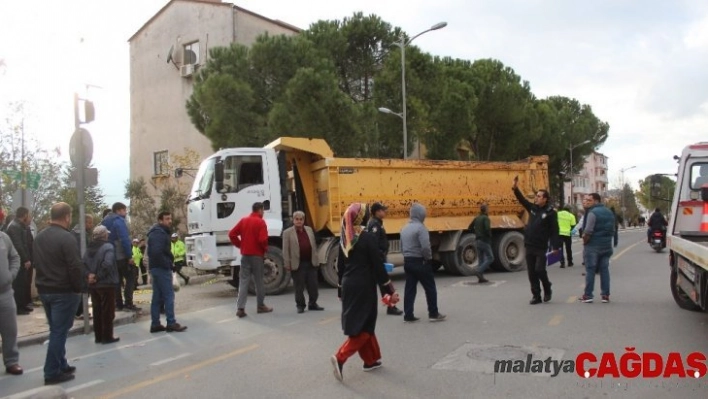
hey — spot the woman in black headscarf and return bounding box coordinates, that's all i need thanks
[330,202,399,382]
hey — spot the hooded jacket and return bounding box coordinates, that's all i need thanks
[101,212,132,260]
[83,239,119,287]
[0,232,20,294]
[147,223,174,270]
[400,204,432,260]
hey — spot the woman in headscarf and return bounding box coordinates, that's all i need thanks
[331,203,399,382]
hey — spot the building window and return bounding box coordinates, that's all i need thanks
[184,41,200,65]
[153,150,169,176]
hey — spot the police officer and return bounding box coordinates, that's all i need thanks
[367,202,403,316]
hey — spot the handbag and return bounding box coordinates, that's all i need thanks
[172,270,181,292]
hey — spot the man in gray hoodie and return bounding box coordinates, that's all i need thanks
[400,204,446,322]
[1,230,23,375]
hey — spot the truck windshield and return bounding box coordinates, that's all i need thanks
[691,163,708,190]
[189,157,216,202]
[221,155,264,193]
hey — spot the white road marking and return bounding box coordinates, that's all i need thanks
[216,317,238,324]
[149,353,192,366]
[66,379,105,393]
[0,336,169,378]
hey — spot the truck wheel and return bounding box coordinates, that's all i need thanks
[321,242,340,288]
[448,234,479,276]
[248,245,290,295]
[670,268,701,311]
[495,232,526,272]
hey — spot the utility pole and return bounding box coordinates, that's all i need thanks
[72,92,95,334]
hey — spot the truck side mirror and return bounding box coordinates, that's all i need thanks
[215,160,224,193]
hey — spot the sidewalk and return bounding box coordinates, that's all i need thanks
[2,267,217,349]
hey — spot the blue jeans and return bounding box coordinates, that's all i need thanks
[583,246,613,298]
[150,267,176,326]
[403,257,439,318]
[39,293,81,379]
[476,241,494,275]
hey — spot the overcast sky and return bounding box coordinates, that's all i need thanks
[1,0,706,205]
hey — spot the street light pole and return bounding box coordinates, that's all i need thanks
[568,140,591,210]
[619,165,636,228]
[394,22,447,159]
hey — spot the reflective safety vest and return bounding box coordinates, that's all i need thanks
[171,240,186,263]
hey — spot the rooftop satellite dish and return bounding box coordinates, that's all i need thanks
[166,44,174,64]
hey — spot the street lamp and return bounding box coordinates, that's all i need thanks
[386,21,447,159]
[619,165,636,228]
[568,139,591,209]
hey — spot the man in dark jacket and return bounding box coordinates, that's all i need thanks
[147,211,187,333]
[6,207,34,315]
[469,204,492,283]
[83,225,120,344]
[33,202,83,385]
[1,230,23,375]
[229,202,273,318]
[101,202,139,311]
[647,208,668,244]
[367,202,403,315]
[512,177,561,305]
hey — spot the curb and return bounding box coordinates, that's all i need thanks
[17,312,138,349]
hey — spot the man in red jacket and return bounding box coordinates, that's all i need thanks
[229,202,273,318]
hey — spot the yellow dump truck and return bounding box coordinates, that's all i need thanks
[185,137,550,294]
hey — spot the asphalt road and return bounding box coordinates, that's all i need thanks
[3,229,708,399]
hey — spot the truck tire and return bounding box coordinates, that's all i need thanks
[440,252,458,274]
[494,231,526,272]
[247,245,290,295]
[447,234,479,276]
[670,268,701,311]
[321,242,340,288]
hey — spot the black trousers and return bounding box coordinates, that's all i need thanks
[115,259,135,308]
[560,235,573,265]
[525,246,552,298]
[292,261,319,309]
[12,266,33,309]
[90,287,116,342]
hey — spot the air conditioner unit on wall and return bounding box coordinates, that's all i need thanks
[180,64,194,78]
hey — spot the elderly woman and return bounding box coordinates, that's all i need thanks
[282,211,323,313]
[331,203,399,382]
[83,225,120,344]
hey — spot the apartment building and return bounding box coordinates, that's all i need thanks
[128,0,298,199]
[563,151,609,209]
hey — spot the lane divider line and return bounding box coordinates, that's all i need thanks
[548,315,564,326]
[150,353,192,367]
[99,344,259,399]
[317,316,339,325]
[66,379,106,393]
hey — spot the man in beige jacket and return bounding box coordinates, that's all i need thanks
[283,211,323,313]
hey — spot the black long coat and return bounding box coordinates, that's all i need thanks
[337,232,392,336]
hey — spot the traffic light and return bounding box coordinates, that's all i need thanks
[84,100,95,124]
[650,174,663,198]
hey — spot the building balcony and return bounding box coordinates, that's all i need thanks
[595,175,608,183]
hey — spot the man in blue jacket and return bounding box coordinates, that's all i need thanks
[101,203,139,312]
[147,211,187,333]
[579,193,615,303]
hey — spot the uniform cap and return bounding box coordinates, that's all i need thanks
[371,202,388,214]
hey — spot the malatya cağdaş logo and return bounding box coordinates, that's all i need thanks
[493,348,707,378]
